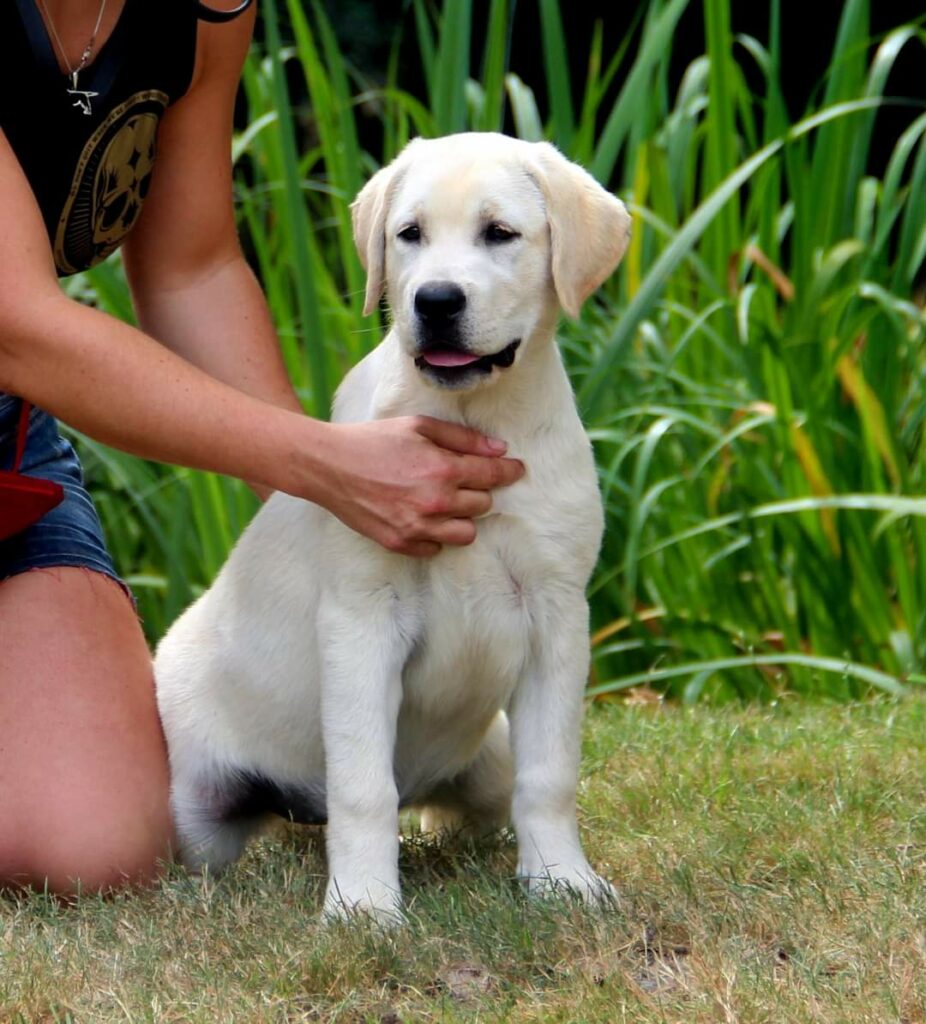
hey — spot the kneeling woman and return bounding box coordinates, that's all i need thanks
[0,0,523,893]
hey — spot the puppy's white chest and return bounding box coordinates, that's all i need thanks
[402,523,538,716]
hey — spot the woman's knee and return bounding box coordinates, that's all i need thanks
[1,804,172,895]
[0,567,175,895]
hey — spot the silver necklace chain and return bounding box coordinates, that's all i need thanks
[36,0,109,114]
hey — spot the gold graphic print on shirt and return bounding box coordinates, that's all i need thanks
[54,90,168,275]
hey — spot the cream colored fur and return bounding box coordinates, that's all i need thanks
[154,132,630,923]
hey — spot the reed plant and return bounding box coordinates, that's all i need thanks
[68,0,926,701]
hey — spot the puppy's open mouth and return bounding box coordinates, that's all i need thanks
[414,339,521,382]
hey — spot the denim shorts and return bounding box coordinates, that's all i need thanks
[0,393,126,592]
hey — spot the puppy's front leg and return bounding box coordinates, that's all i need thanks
[319,588,411,925]
[509,593,616,903]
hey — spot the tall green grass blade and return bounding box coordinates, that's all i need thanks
[589,0,689,185]
[475,0,511,132]
[303,0,367,319]
[411,0,437,100]
[537,0,575,150]
[505,73,544,140]
[588,653,906,697]
[702,0,740,282]
[639,494,926,563]
[260,0,331,415]
[895,118,926,290]
[432,0,472,133]
[809,0,870,246]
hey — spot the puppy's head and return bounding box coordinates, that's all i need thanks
[351,133,630,390]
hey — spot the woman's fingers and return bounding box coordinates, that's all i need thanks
[411,416,524,491]
[411,415,509,456]
[393,519,476,555]
[450,488,494,519]
[451,453,524,491]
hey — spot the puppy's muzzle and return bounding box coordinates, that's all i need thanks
[412,279,520,385]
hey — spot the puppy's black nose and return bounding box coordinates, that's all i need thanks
[415,282,467,322]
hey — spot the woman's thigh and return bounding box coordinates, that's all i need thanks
[0,567,173,894]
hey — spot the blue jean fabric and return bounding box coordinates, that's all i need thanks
[0,393,124,590]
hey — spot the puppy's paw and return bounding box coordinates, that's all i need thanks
[520,863,620,907]
[322,878,405,929]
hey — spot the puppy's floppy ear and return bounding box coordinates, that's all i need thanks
[528,142,631,319]
[351,151,414,316]
[351,163,394,316]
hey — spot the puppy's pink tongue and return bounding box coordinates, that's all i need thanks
[422,347,480,367]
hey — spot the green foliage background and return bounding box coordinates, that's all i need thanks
[68,0,926,701]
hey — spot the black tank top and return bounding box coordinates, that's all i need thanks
[0,0,253,277]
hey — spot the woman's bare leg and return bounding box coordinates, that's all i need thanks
[0,568,173,894]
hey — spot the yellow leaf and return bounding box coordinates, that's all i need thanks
[789,424,841,556]
[836,353,902,488]
[627,144,649,302]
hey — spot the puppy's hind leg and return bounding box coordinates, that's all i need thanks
[170,773,267,873]
[420,712,514,837]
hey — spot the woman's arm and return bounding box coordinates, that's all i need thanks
[0,132,521,556]
[122,6,302,429]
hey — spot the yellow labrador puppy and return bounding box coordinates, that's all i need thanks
[155,132,630,923]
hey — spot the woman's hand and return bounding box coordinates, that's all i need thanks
[306,416,525,557]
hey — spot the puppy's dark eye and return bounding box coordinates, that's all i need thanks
[398,224,421,242]
[484,223,519,244]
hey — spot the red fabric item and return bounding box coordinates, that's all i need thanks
[0,401,65,541]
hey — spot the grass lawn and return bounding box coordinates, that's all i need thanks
[3,695,926,1023]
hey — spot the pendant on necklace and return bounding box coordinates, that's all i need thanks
[67,71,98,117]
